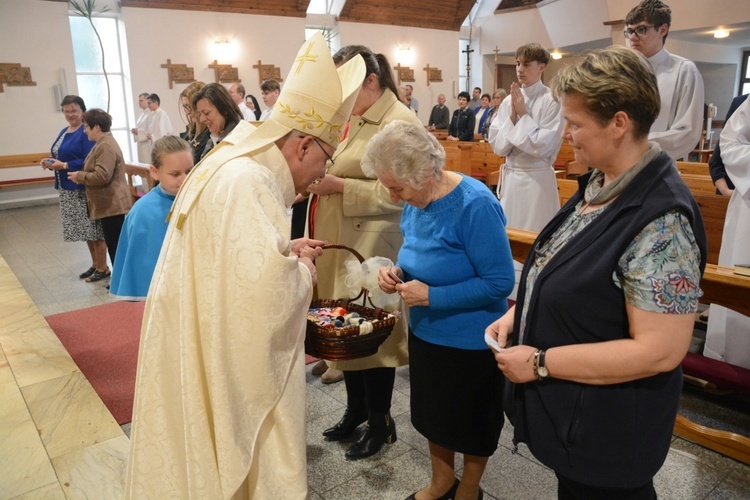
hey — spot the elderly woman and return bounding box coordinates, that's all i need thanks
[192,82,244,160]
[42,95,106,280]
[371,120,515,500]
[307,44,420,460]
[68,109,133,282]
[179,81,211,165]
[474,93,492,135]
[447,91,475,142]
[481,89,507,139]
[487,45,707,498]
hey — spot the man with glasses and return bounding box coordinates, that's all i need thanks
[625,0,704,160]
[126,33,365,498]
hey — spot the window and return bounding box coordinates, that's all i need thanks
[69,14,135,161]
[741,50,750,96]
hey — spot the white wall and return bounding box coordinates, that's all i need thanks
[338,22,459,125]
[121,7,306,137]
[0,0,78,156]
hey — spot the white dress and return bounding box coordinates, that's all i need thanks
[488,80,564,232]
[125,121,311,499]
[705,97,750,369]
[648,47,705,161]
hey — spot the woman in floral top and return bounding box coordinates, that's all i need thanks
[486,46,707,499]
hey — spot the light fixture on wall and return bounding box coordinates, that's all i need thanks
[397,46,414,65]
[211,36,236,61]
[550,51,562,60]
[713,29,729,39]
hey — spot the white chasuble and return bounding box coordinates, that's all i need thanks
[126,122,311,499]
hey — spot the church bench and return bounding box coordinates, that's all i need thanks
[680,173,717,194]
[125,162,155,203]
[693,193,729,266]
[0,177,55,188]
[676,161,710,176]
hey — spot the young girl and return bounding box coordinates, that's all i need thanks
[110,136,193,300]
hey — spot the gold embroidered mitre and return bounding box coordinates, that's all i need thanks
[264,32,364,148]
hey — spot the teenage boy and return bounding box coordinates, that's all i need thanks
[488,42,563,233]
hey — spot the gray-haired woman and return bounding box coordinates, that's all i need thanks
[369,120,515,500]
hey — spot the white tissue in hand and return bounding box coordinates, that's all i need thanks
[344,256,400,308]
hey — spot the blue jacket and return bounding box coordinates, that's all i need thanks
[51,125,96,191]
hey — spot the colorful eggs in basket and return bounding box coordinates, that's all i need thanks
[308,307,374,336]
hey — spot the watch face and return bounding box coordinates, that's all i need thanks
[538,366,549,378]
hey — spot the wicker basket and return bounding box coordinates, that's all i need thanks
[306,245,396,360]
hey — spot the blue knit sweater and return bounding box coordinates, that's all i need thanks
[398,175,515,350]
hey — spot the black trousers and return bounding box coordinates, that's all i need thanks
[99,214,125,266]
[343,367,396,415]
[556,473,656,500]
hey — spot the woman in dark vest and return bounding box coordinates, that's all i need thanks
[487,45,707,499]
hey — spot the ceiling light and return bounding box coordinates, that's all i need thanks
[551,51,562,60]
[714,29,729,39]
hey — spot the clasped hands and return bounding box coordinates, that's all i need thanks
[509,82,527,124]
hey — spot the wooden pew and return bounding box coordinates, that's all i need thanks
[125,162,155,202]
[676,161,710,176]
[556,178,578,206]
[694,193,729,266]
[681,174,717,195]
[505,227,750,465]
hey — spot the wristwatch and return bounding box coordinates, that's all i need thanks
[537,349,549,380]
[62,162,69,171]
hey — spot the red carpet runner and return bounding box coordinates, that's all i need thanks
[45,301,144,425]
[46,301,320,425]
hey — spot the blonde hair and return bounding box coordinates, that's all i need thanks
[550,45,660,139]
[362,120,445,190]
[151,136,192,169]
[179,81,206,137]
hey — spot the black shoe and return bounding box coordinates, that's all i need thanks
[322,409,367,440]
[405,479,460,500]
[79,267,96,279]
[86,268,111,283]
[345,412,396,460]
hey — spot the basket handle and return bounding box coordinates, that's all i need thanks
[320,244,373,307]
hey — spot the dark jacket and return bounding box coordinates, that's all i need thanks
[449,108,475,141]
[428,104,450,129]
[510,151,707,488]
[51,125,96,191]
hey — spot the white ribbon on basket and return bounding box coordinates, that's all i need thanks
[344,256,401,308]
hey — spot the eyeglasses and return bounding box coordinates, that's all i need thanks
[623,25,656,38]
[312,137,335,166]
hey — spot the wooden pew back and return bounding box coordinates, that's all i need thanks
[676,161,710,176]
[681,174,717,194]
[693,192,729,265]
[557,178,578,206]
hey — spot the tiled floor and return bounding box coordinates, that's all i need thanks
[1,202,749,499]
